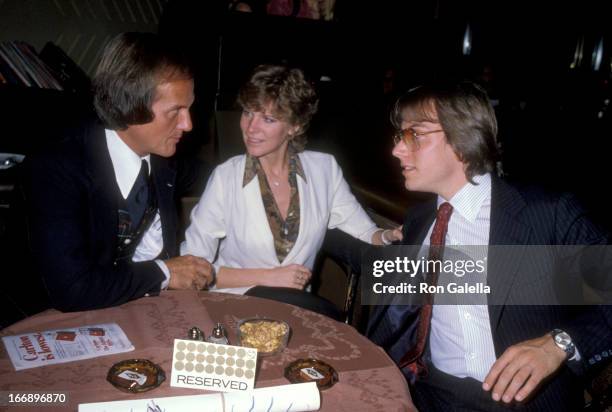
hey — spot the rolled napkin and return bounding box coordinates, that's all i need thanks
[78,382,320,412]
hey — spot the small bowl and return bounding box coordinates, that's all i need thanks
[237,318,291,356]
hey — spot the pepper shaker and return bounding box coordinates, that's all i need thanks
[206,323,229,345]
[188,326,205,341]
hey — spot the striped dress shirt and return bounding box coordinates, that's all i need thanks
[423,173,497,381]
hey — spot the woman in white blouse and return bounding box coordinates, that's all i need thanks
[182,64,401,313]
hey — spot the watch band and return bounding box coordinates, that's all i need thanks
[208,265,217,288]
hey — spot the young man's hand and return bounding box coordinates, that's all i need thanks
[482,334,566,403]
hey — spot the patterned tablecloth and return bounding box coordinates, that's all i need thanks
[0,290,414,411]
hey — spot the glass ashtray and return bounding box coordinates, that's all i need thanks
[237,318,291,356]
[284,358,339,390]
[107,359,165,393]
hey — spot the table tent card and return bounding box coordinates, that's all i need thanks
[2,323,134,371]
[78,382,320,412]
[170,339,258,393]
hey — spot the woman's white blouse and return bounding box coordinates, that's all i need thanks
[181,151,378,292]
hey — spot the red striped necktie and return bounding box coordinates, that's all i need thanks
[399,202,453,375]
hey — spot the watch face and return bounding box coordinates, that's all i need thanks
[554,332,571,348]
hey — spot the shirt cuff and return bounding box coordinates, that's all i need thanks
[380,229,393,245]
[362,226,381,244]
[155,259,171,290]
[565,346,585,376]
[570,346,581,362]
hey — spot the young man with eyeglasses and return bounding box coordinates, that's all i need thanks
[367,81,611,411]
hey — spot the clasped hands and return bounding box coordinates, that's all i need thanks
[165,255,214,290]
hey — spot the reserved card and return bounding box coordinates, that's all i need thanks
[170,339,257,393]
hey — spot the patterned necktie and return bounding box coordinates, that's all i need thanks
[126,160,150,227]
[399,202,453,374]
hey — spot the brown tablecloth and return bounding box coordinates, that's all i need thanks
[0,290,413,411]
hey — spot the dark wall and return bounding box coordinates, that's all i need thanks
[160,0,612,228]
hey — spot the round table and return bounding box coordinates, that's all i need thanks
[0,290,414,411]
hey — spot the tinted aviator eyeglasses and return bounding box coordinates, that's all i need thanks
[392,128,444,152]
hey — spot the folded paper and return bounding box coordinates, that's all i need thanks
[78,382,320,411]
[2,323,134,370]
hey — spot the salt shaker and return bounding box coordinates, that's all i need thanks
[188,326,205,341]
[206,323,229,345]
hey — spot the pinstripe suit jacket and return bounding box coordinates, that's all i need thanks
[367,176,612,410]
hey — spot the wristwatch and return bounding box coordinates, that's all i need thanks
[550,329,576,359]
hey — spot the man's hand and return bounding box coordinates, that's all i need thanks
[482,334,567,404]
[165,255,213,290]
[263,264,312,290]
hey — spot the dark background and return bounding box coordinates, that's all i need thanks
[160,0,612,227]
[1,0,611,327]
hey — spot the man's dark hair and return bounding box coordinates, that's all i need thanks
[391,81,500,181]
[93,32,193,130]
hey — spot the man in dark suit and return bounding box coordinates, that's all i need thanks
[24,32,213,312]
[367,81,611,411]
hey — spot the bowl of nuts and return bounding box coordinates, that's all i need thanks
[237,318,291,356]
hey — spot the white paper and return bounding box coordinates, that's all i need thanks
[2,323,134,370]
[79,382,320,412]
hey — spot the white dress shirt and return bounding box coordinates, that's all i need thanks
[423,173,497,381]
[181,151,379,294]
[105,130,170,288]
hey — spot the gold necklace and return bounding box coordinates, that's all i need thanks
[268,171,286,187]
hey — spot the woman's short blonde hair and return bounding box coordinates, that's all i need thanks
[238,64,319,152]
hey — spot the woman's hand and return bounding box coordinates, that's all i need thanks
[264,264,312,289]
[373,225,404,245]
[385,225,403,243]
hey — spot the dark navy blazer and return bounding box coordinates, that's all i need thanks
[24,118,179,312]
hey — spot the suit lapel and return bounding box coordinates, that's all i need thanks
[402,196,437,246]
[367,198,437,338]
[242,177,276,259]
[487,177,531,330]
[84,124,178,259]
[84,123,120,249]
[151,155,177,257]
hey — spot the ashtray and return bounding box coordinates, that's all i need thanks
[107,359,165,393]
[237,318,291,356]
[284,358,338,390]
